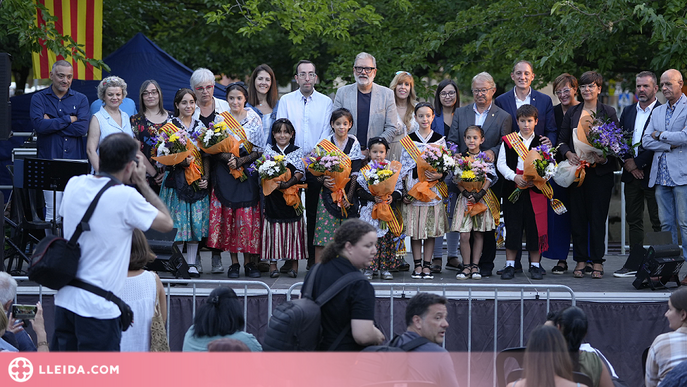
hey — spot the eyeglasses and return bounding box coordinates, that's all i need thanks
[555,88,572,96]
[195,85,214,92]
[297,72,316,79]
[142,90,159,97]
[354,66,376,74]
[472,88,493,95]
[440,91,456,98]
[579,84,598,91]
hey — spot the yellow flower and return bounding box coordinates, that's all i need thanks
[169,134,180,142]
[378,169,393,177]
[462,170,476,180]
[274,155,285,162]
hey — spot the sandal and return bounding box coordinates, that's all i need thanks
[269,270,280,278]
[470,264,482,280]
[584,262,594,274]
[551,261,568,274]
[445,257,463,271]
[411,259,423,279]
[573,263,585,278]
[591,264,604,279]
[422,261,434,279]
[430,258,442,273]
[456,266,472,280]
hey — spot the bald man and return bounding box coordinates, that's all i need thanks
[642,69,687,266]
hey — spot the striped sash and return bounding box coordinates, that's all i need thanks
[220,111,253,153]
[159,122,203,175]
[399,136,448,198]
[316,139,352,169]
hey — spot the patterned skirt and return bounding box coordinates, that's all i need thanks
[159,174,209,242]
[403,203,448,240]
[366,232,399,271]
[313,200,346,246]
[450,196,496,233]
[261,218,307,261]
[207,189,261,254]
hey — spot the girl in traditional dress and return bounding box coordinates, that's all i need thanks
[401,102,449,279]
[312,108,364,263]
[157,88,210,277]
[260,118,307,278]
[207,82,265,279]
[357,137,404,280]
[452,126,497,280]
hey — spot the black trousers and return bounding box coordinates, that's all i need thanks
[305,173,322,267]
[624,178,661,249]
[51,306,122,351]
[569,171,615,264]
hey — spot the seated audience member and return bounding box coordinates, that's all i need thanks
[660,359,687,387]
[646,287,687,387]
[1,272,48,352]
[120,229,167,352]
[207,338,251,352]
[508,325,586,387]
[393,293,459,387]
[0,303,15,351]
[182,287,262,352]
[546,307,616,387]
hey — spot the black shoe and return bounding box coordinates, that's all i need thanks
[613,267,637,278]
[257,261,270,273]
[501,266,515,280]
[398,262,410,272]
[497,265,523,275]
[480,269,492,277]
[529,265,544,280]
[245,262,261,278]
[227,263,240,278]
[430,258,442,273]
[551,261,568,274]
[279,260,293,274]
[445,257,463,271]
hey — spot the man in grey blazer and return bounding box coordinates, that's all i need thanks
[642,69,687,261]
[446,72,512,277]
[333,52,400,154]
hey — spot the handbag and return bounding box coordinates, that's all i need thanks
[150,292,170,352]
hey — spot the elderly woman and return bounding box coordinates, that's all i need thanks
[87,76,134,171]
[130,79,171,191]
[646,287,687,387]
[248,64,280,145]
[389,71,418,161]
[207,82,265,279]
[558,71,618,279]
[182,287,262,352]
[191,67,229,128]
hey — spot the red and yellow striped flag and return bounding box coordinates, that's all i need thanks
[32,0,103,80]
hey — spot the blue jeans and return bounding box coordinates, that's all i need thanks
[655,184,687,258]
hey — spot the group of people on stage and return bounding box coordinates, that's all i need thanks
[29,55,687,282]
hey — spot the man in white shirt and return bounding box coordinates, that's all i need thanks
[615,71,662,277]
[277,60,333,269]
[52,133,173,351]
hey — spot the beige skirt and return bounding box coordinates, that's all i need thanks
[450,196,496,233]
[403,202,448,239]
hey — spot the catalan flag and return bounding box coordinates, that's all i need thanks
[32,0,103,80]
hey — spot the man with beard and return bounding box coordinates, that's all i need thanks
[614,71,662,278]
[333,52,399,155]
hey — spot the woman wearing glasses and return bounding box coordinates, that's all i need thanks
[191,68,229,128]
[558,71,618,279]
[130,80,171,193]
[431,79,460,137]
[389,71,419,161]
[207,82,266,279]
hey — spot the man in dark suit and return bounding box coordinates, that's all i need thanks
[614,71,662,277]
[447,72,512,276]
[495,60,558,144]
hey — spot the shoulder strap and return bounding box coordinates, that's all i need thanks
[301,263,320,299]
[399,336,431,351]
[69,278,129,312]
[314,270,367,306]
[68,179,117,246]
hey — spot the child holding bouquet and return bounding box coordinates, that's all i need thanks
[400,102,450,279]
[258,119,307,278]
[452,126,498,280]
[357,137,404,280]
[155,88,209,277]
[311,108,364,263]
[497,105,553,280]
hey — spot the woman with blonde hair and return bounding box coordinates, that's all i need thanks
[389,71,418,160]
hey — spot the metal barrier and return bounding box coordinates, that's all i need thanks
[287,281,575,387]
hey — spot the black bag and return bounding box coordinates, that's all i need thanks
[362,335,430,352]
[28,180,116,289]
[262,264,366,351]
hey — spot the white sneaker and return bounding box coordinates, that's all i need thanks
[363,270,373,280]
[187,266,200,278]
[381,270,393,280]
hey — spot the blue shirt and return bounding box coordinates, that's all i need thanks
[89,98,138,117]
[30,86,89,160]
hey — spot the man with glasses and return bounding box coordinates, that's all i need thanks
[447,72,512,277]
[643,69,687,272]
[30,60,90,228]
[495,60,557,143]
[276,60,333,270]
[333,52,399,154]
[614,71,662,278]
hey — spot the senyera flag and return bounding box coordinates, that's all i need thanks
[31,0,103,80]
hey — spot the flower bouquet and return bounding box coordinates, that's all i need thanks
[192,118,246,181]
[587,120,632,158]
[453,152,491,216]
[363,160,402,222]
[510,144,567,214]
[152,129,201,186]
[408,144,454,202]
[304,147,351,214]
[252,154,306,214]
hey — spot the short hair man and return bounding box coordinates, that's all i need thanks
[393,293,459,387]
[52,133,173,351]
[333,52,399,153]
[276,60,334,269]
[614,71,662,277]
[643,69,687,267]
[447,72,512,277]
[29,60,90,223]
